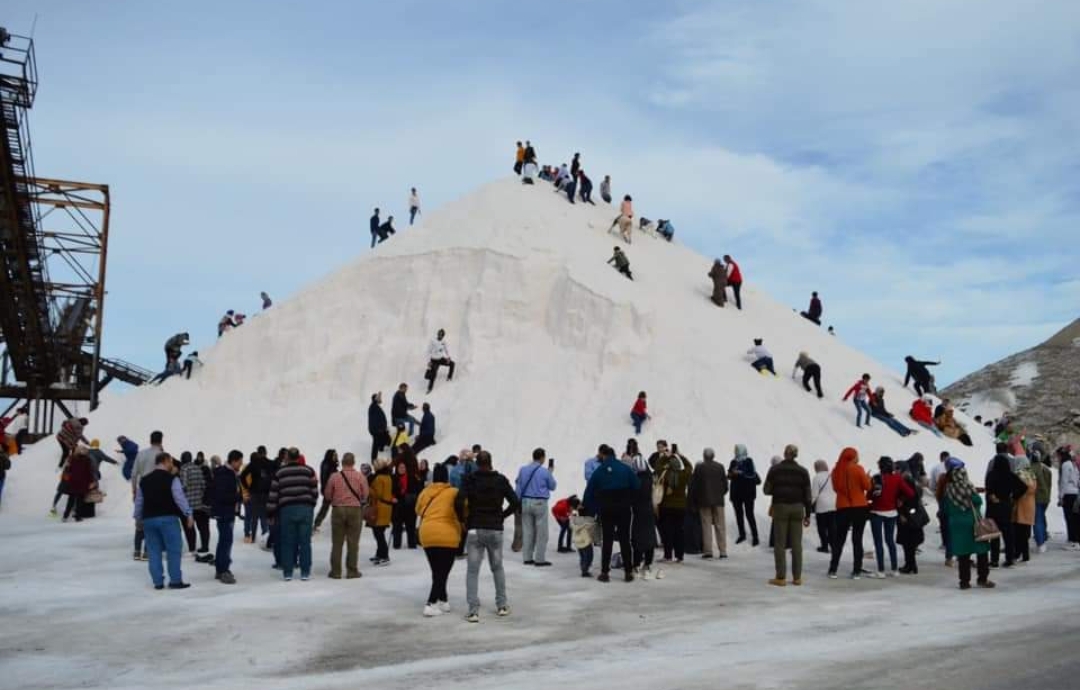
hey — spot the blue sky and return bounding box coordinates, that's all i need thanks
[4,0,1078,387]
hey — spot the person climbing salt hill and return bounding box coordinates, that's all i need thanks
[708,259,728,307]
[630,392,649,435]
[611,195,634,244]
[370,208,381,248]
[608,247,633,280]
[426,329,456,394]
[791,351,823,398]
[578,170,594,204]
[218,310,236,337]
[600,175,612,203]
[392,383,420,436]
[513,141,525,175]
[903,356,940,397]
[724,255,743,309]
[377,216,396,243]
[747,338,776,376]
[261,291,272,310]
[163,332,189,368]
[570,153,581,178]
[656,219,674,242]
[801,292,823,325]
[412,403,437,455]
[563,172,578,204]
[869,387,916,437]
[842,374,875,429]
[182,351,202,380]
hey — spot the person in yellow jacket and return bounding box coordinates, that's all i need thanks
[368,458,396,565]
[391,423,410,451]
[416,463,462,616]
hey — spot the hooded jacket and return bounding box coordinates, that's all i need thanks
[454,469,519,531]
[583,458,640,513]
[831,448,871,509]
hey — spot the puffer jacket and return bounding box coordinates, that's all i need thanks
[416,483,462,548]
[831,448,870,509]
[368,471,394,527]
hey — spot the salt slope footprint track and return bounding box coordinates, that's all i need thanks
[5,176,999,516]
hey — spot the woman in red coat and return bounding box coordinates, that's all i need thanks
[63,448,97,522]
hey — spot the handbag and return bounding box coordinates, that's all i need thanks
[972,507,1001,542]
[652,470,668,512]
[86,488,106,504]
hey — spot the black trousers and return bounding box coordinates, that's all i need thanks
[803,363,823,397]
[658,507,686,560]
[392,498,417,548]
[371,526,389,559]
[729,282,742,309]
[815,511,835,549]
[829,507,868,574]
[988,506,1015,565]
[424,546,456,604]
[184,511,211,552]
[15,429,28,454]
[902,542,918,571]
[599,506,632,574]
[1013,523,1032,562]
[958,552,990,586]
[427,359,455,392]
[732,497,759,542]
[63,494,84,520]
[370,431,390,461]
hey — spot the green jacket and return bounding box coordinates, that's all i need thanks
[945,492,989,557]
[1032,462,1052,504]
[656,455,692,509]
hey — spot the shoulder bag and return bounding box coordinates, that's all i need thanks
[972,506,1001,542]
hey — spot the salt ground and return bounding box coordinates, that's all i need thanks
[2,178,1077,688]
[1,508,1079,690]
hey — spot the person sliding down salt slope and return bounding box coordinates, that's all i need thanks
[903,355,940,397]
[842,373,875,429]
[909,397,942,436]
[791,351,823,398]
[746,338,776,376]
[869,387,916,437]
[608,247,633,280]
[630,391,649,435]
[655,219,674,242]
[426,329,456,393]
[708,259,728,307]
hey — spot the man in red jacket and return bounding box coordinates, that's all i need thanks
[723,255,743,310]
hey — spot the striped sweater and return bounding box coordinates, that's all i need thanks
[268,463,318,515]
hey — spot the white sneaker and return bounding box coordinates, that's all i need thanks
[641,567,652,581]
[654,568,665,580]
[437,601,451,613]
[887,570,898,578]
[423,604,443,617]
[1037,544,1048,554]
[1066,543,1080,552]
[869,571,886,579]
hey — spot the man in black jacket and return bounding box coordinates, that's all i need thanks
[391,383,420,436]
[454,451,520,622]
[368,393,391,462]
[369,208,380,248]
[903,356,940,397]
[210,450,243,584]
[763,444,812,587]
[239,446,274,542]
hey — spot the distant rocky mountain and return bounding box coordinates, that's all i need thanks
[943,318,1080,449]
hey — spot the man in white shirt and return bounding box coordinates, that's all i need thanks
[408,188,421,225]
[747,338,776,375]
[5,406,30,454]
[426,329,456,394]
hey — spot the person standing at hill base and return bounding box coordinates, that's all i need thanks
[455,451,519,622]
[728,445,761,546]
[516,448,557,567]
[268,448,318,582]
[324,452,369,580]
[426,329,456,394]
[810,459,836,553]
[210,450,243,585]
[134,452,192,590]
[939,466,994,589]
[763,444,812,586]
[828,447,871,579]
[723,255,743,309]
[791,351,823,398]
[417,463,461,616]
[584,445,640,583]
[689,448,729,560]
[368,393,391,462]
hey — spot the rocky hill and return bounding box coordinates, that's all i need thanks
[944,318,1080,448]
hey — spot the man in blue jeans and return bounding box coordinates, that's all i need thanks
[455,451,520,622]
[268,447,318,581]
[211,450,244,585]
[133,452,192,590]
[515,448,558,567]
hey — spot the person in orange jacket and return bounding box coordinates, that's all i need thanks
[827,447,872,579]
[552,495,579,553]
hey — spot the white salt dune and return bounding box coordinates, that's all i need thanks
[4,176,1000,514]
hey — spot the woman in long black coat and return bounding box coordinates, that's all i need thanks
[985,454,1027,568]
[629,457,659,578]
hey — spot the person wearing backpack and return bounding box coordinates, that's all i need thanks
[323,452,370,580]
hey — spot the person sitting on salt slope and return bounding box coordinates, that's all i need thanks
[746,338,776,376]
[578,170,595,204]
[842,373,875,429]
[608,246,633,280]
[791,351,823,398]
[936,404,973,447]
[630,391,649,435]
[562,171,578,203]
[554,164,570,189]
[909,397,942,436]
[217,310,236,337]
[801,291,823,325]
[869,386,916,437]
[426,329,456,393]
[708,259,728,307]
[521,160,537,185]
[377,215,396,243]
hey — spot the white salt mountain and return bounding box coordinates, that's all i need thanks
[944,318,1080,449]
[5,177,998,513]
